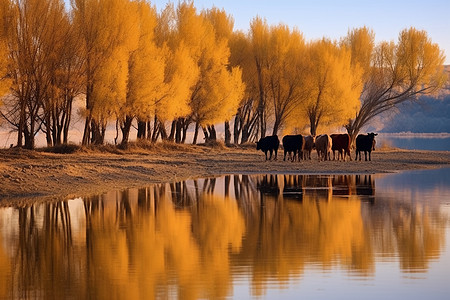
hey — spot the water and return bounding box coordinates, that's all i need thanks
[377,134,450,151]
[1,169,450,299]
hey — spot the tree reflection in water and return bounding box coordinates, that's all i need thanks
[0,173,448,299]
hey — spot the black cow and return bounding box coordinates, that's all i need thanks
[282,134,304,161]
[355,133,378,161]
[256,135,280,160]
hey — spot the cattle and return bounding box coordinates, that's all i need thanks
[256,135,280,160]
[302,135,315,160]
[330,133,352,161]
[282,134,305,161]
[315,134,332,161]
[355,133,378,161]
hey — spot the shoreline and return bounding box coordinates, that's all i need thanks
[1,145,449,206]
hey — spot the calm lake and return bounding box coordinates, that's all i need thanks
[1,169,450,299]
[378,134,450,151]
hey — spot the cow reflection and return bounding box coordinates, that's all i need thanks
[257,174,281,197]
[302,175,333,201]
[332,175,355,196]
[282,175,304,201]
[355,175,375,202]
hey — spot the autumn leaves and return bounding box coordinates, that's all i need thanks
[0,0,446,149]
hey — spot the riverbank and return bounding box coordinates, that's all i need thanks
[1,142,449,205]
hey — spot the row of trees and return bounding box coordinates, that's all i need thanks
[0,0,446,149]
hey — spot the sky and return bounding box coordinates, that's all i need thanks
[145,0,450,64]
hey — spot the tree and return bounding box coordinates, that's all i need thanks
[344,27,446,141]
[0,0,10,130]
[50,19,85,145]
[266,24,306,135]
[229,31,259,144]
[174,2,244,144]
[249,17,271,139]
[2,0,68,149]
[119,1,165,146]
[245,19,308,138]
[39,0,83,146]
[145,2,199,143]
[73,0,139,145]
[204,7,236,145]
[292,39,362,136]
[0,0,11,103]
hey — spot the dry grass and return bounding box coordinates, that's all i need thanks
[41,143,82,154]
[376,140,402,152]
[31,140,255,155]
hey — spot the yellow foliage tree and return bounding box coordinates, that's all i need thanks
[245,18,308,138]
[2,0,73,149]
[73,0,140,145]
[0,0,10,103]
[229,30,260,143]
[341,26,375,83]
[291,39,362,136]
[39,0,84,146]
[119,0,166,145]
[204,7,240,144]
[173,2,244,144]
[266,24,306,135]
[344,27,446,141]
[249,17,271,138]
[134,2,200,143]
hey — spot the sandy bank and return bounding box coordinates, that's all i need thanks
[1,144,449,205]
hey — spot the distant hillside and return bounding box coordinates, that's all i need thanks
[375,65,449,133]
[379,94,450,133]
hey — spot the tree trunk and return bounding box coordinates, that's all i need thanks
[24,125,34,150]
[241,122,252,144]
[207,125,216,141]
[224,121,231,145]
[120,115,133,145]
[45,111,53,147]
[309,112,320,136]
[259,114,266,139]
[82,116,91,146]
[151,116,159,142]
[181,119,190,144]
[147,121,152,140]
[233,115,241,144]
[90,119,105,145]
[168,120,176,142]
[17,99,26,148]
[272,118,280,136]
[175,118,182,143]
[310,124,317,136]
[202,126,209,143]
[82,83,93,146]
[137,120,146,139]
[192,122,200,145]
[63,96,73,144]
[159,120,168,140]
[345,119,359,149]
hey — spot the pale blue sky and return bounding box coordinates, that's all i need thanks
[150,0,450,64]
[65,0,450,64]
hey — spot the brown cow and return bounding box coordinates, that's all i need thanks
[330,133,352,161]
[315,134,332,161]
[303,135,315,160]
